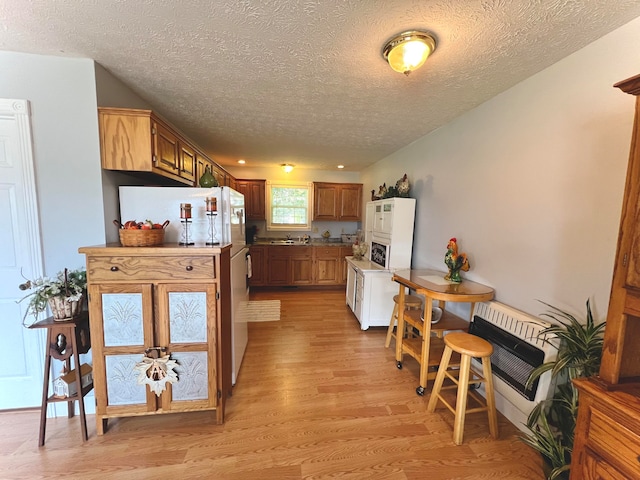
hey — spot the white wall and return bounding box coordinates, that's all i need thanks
[361,16,640,319]
[0,51,105,272]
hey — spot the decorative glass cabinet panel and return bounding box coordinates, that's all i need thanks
[168,292,207,343]
[105,354,147,405]
[102,293,144,346]
[171,351,208,401]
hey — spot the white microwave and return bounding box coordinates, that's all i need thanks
[370,240,390,269]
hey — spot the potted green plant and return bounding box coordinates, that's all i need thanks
[520,299,605,480]
[18,267,87,325]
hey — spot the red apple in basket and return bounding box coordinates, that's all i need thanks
[153,223,163,229]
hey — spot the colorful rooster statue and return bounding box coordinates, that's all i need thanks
[444,237,470,283]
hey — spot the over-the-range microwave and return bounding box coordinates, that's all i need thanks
[370,239,390,269]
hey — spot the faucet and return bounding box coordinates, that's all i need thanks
[286,234,292,240]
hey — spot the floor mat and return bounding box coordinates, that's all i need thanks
[246,300,281,322]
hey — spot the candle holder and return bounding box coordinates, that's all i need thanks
[179,219,194,246]
[206,212,219,245]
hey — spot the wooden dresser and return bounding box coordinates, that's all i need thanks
[78,243,232,435]
[571,74,640,478]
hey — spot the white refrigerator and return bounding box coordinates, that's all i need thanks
[119,186,249,385]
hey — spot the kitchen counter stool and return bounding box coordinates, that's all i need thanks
[427,332,498,445]
[384,294,422,348]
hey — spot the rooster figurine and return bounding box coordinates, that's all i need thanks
[444,237,470,283]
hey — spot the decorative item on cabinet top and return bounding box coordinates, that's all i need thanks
[371,173,411,201]
[199,165,219,188]
[114,219,170,247]
[17,267,87,325]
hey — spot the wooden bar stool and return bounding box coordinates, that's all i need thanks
[426,332,498,445]
[385,294,422,348]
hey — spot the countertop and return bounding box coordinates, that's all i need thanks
[251,239,353,247]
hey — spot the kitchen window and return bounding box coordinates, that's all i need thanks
[266,181,312,231]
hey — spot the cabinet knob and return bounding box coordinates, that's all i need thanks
[110,266,119,272]
[186,265,193,271]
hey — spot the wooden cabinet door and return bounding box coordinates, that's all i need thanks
[153,121,180,176]
[179,142,196,184]
[267,253,290,285]
[315,247,341,285]
[88,283,156,420]
[313,183,339,220]
[156,283,218,412]
[292,247,314,285]
[236,180,266,220]
[212,164,227,187]
[340,184,362,221]
[248,246,265,286]
[340,246,352,284]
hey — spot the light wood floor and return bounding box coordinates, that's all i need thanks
[1,289,545,479]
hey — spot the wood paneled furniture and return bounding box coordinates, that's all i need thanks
[78,244,232,435]
[392,269,494,395]
[249,244,352,287]
[313,182,363,221]
[235,179,266,220]
[98,107,234,187]
[29,313,92,446]
[571,73,640,478]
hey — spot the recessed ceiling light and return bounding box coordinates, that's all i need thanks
[337,165,344,169]
[237,159,245,164]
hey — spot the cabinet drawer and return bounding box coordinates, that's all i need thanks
[87,256,216,282]
[315,247,341,258]
[587,407,640,477]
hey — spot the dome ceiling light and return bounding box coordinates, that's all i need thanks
[382,30,437,76]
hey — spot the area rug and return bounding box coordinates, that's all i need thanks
[246,300,281,322]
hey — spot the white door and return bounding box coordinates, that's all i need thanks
[0,99,45,409]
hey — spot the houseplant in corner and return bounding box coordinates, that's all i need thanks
[18,267,87,325]
[520,299,605,480]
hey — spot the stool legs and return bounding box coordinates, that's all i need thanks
[453,354,472,445]
[384,302,398,348]
[481,356,499,439]
[427,344,498,445]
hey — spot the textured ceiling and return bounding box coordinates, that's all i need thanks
[2,1,640,172]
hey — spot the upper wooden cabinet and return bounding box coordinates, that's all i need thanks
[313,182,363,221]
[598,74,640,386]
[235,179,266,220]
[571,73,640,480]
[99,107,233,187]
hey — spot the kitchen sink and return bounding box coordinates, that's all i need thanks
[269,239,308,245]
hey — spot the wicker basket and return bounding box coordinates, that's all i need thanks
[119,228,165,247]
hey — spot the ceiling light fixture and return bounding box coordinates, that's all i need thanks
[337,165,344,169]
[281,164,294,173]
[237,159,245,164]
[382,30,436,76]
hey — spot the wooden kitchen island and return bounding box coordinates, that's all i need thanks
[392,269,495,395]
[78,243,232,434]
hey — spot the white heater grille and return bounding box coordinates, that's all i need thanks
[471,301,558,432]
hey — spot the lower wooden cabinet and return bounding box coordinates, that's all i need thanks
[315,246,342,285]
[251,245,351,287]
[79,245,232,435]
[571,378,640,479]
[248,246,266,286]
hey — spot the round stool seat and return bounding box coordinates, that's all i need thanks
[393,294,422,309]
[444,332,493,358]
